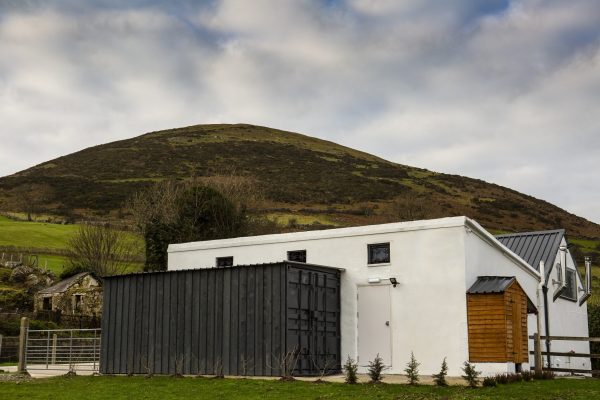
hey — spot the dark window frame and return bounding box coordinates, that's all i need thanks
[216,256,234,268]
[368,243,390,265]
[560,268,578,301]
[287,250,307,263]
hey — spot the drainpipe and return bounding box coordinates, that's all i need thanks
[535,261,545,372]
[542,285,551,368]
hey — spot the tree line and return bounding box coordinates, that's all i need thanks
[64,174,272,277]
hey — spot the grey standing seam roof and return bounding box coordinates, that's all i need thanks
[495,229,564,280]
[467,276,516,294]
[467,276,538,313]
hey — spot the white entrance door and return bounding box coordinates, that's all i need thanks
[358,285,392,367]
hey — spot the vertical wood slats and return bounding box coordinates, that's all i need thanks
[467,280,529,363]
[100,262,341,376]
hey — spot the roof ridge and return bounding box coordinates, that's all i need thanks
[495,228,565,238]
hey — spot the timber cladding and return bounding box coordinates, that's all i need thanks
[467,280,529,363]
[100,262,341,376]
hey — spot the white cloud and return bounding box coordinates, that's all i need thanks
[0,0,598,223]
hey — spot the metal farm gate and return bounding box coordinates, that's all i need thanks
[101,261,342,376]
[25,328,101,372]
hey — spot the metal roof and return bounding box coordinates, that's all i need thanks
[38,272,94,294]
[467,276,516,294]
[468,276,538,313]
[495,229,564,280]
[104,260,345,279]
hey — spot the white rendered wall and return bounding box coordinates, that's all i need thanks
[539,239,591,372]
[464,227,540,376]
[168,218,471,376]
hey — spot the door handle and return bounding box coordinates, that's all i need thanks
[385,321,390,326]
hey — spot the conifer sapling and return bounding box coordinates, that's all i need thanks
[343,355,358,384]
[367,353,386,383]
[432,357,448,387]
[461,361,481,388]
[404,351,420,385]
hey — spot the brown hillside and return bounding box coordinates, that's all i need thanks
[0,123,598,238]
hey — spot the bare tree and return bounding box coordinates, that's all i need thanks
[311,354,337,383]
[266,347,300,381]
[213,357,224,378]
[128,179,182,235]
[197,173,264,213]
[67,223,137,276]
[240,354,254,377]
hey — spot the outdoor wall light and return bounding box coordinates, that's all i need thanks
[368,277,381,284]
[389,277,398,288]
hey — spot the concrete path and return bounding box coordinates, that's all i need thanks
[1,365,466,384]
[2,363,97,378]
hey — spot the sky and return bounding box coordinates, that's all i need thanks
[0,0,599,223]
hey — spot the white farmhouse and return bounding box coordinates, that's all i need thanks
[167,216,591,376]
[496,230,591,373]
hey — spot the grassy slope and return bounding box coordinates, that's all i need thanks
[0,376,598,400]
[0,215,79,250]
[0,216,143,276]
[0,123,597,295]
[0,123,598,239]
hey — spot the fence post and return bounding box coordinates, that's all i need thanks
[534,332,542,373]
[52,334,58,364]
[17,317,29,374]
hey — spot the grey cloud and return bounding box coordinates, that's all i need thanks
[0,0,598,223]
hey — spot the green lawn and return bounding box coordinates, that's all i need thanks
[34,254,69,275]
[0,376,598,400]
[0,215,80,250]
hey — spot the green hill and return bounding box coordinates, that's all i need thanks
[0,123,598,241]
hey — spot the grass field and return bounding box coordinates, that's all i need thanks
[0,215,79,250]
[0,215,144,276]
[0,375,597,400]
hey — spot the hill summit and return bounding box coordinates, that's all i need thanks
[0,123,598,238]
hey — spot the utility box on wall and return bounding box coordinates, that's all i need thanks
[100,261,342,376]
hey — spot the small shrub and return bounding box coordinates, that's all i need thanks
[0,268,11,282]
[461,361,481,388]
[367,353,386,383]
[533,370,555,380]
[507,373,522,383]
[482,376,497,387]
[404,351,420,385]
[494,373,508,384]
[343,356,358,384]
[521,371,534,382]
[432,357,448,387]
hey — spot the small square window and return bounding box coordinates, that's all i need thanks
[560,268,577,301]
[287,250,307,263]
[216,256,234,268]
[368,243,390,264]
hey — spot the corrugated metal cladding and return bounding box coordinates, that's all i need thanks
[100,262,341,377]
